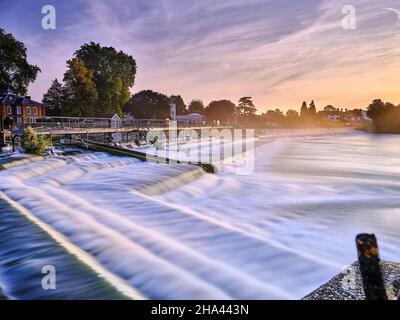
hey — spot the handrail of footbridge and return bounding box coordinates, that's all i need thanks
[27,117,233,135]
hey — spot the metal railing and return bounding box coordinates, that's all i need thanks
[27,116,232,131]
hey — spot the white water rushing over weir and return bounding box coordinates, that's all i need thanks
[0,129,400,299]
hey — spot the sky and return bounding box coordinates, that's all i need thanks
[1,0,400,113]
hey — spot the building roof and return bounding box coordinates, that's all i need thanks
[345,109,362,117]
[20,97,43,106]
[176,113,205,118]
[0,93,19,105]
[187,113,204,116]
[0,90,43,106]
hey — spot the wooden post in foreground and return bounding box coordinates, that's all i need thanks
[356,233,388,300]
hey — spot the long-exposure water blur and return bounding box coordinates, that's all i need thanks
[1,130,399,299]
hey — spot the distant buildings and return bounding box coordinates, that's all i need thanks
[170,103,206,125]
[318,106,371,124]
[343,109,370,123]
[0,89,46,129]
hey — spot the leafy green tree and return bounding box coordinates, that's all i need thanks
[74,42,137,115]
[205,100,236,121]
[188,99,205,114]
[61,58,97,117]
[21,127,51,155]
[0,28,40,95]
[124,90,171,119]
[42,79,63,116]
[237,97,257,116]
[170,95,187,115]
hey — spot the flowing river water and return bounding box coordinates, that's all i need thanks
[0,129,399,299]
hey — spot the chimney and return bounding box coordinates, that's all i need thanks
[25,96,31,100]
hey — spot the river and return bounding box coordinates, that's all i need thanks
[0,129,399,299]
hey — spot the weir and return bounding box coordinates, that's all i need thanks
[83,140,216,174]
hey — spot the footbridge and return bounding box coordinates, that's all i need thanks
[26,116,233,136]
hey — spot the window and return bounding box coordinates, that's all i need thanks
[7,106,12,114]
[17,117,22,125]
[33,107,38,115]
[27,106,31,115]
[17,106,22,115]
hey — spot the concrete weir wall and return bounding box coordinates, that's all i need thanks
[303,261,400,300]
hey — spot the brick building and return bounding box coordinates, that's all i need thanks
[0,89,46,129]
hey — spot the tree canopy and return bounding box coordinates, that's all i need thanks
[367,99,400,133]
[42,79,63,116]
[170,95,187,115]
[264,109,286,123]
[309,100,317,116]
[61,58,97,117]
[42,42,137,117]
[74,42,137,115]
[300,101,308,117]
[237,97,257,116]
[0,28,40,95]
[286,109,299,118]
[124,90,171,119]
[188,99,205,114]
[204,100,236,121]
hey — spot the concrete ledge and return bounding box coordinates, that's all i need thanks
[303,261,400,300]
[0,155,43,170]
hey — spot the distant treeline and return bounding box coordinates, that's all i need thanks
[2,28,398,131]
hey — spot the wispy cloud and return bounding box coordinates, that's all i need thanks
[1,0,400,111]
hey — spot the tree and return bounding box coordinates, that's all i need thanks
[265,109,286,124]
[170,95,187,115]
[309,100,317,116]
[42,79,63,116]
[188,99,205,114]
[286,109,299,118]
[0,28,40,95]
[324,105,336,112]
[366,99,385,121]
[74,42,137,115]
[204,100,236,121]
[61,58,97,117]
[123,90,171,119]
[367,99,400,133]
[300,101,308,117]
[21,127,51,155]
[237,97,257,116]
